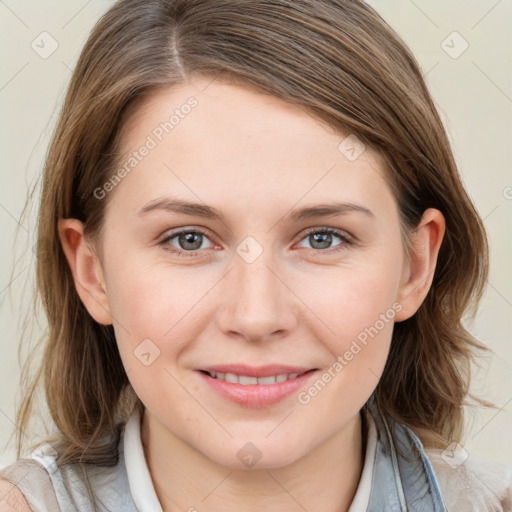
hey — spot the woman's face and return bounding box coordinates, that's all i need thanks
[85,76,420,468]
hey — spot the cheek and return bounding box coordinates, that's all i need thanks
[104,252,219,379]
[298,274,398,415]
[299,262,401,341]
[105,251,204,333]
[295,256,402,395]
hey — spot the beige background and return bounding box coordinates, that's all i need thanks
[1,0,511,469]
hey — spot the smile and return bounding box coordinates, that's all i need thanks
[203,371,308,385]
[197,367,318,408]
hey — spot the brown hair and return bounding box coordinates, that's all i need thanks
[12,0,491,468]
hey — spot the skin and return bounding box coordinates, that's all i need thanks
[58,76,445,512]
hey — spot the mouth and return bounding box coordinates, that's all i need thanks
[196,365,319,408]
[199,369,314,385]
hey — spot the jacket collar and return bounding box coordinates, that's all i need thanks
[365,395,448,511]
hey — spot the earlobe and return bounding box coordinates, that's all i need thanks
[57,218,113,325]
[394,208,446,322]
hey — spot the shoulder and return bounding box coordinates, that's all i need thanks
[2,432,135,512]
[425,447,512,512]
[0,457,59,512]
[0,480,32,512]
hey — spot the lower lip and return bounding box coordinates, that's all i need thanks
[197,370,317,408]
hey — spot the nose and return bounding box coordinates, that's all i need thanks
[216,245,298,343]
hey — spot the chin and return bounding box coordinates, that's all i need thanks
[202,435,307,471]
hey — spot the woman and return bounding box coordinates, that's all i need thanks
[1,0,511,510]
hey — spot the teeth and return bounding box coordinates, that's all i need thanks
[225,373,238,383]
[208,371,305,385]
[239,375,258,385]
[258,376,277,385]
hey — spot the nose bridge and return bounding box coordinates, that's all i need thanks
[218,235,294,340]
[234,238,282,314]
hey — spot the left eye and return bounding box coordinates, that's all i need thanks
[296,228,351,251]
[159,229,214,257]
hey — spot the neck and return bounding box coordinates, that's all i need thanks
[141,410,365,512]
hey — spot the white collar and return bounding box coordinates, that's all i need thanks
[124,408,163,512]
[348,408,378,511]
[124,407,377,511]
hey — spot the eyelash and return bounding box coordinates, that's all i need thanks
[158,226,353,259]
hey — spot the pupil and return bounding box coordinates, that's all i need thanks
[312,232,331,249]
[180,232,202,250]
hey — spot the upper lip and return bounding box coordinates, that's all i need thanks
[199,364,316,378]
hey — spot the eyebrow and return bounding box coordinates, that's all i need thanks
[136,197,375,222]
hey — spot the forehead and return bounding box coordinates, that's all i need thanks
[109,77,396,219]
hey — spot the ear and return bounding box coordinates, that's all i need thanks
[394,208,446,322]
[57,218,113,325]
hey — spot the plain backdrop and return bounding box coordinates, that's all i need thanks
[1,0,511,470]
